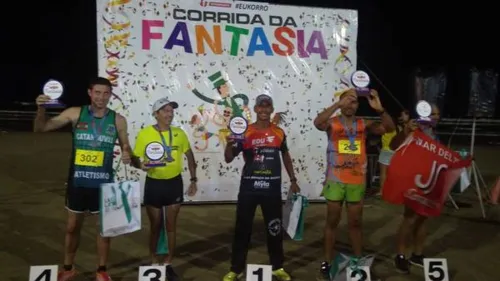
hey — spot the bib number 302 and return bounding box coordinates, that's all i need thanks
[246,264,272,281]
[346,266,371,281]
[424,258,449,281]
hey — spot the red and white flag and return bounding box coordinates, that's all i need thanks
[382,129,472,217]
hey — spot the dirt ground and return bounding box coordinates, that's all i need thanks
[1,132,499,281]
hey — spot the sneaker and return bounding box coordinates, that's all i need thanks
[166,265,179,281]
[95,271,112,281]
[272,268,291,281]
[57,269,77,281]
[317,262,330,281]
[222,271,243,281]
[409,254,425,268]
[394,254,410,274]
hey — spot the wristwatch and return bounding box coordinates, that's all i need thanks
[290,178,297,183]
[190,177,198,183]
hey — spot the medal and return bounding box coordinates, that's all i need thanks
[89,107,108,147]
[156,125,175,163]
[341,116,358,151]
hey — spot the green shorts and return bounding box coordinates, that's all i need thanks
[322,181,365,203]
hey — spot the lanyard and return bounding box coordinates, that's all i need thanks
[88,106,108,146]
[155,125,174,162]
[340,116,357,145]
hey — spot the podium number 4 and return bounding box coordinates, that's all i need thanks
[138,265,166,281]
[29,265,58,281]
[246,264,272,281]
[424,258,449,281]
[346,266,371,281]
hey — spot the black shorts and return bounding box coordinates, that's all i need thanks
[144,175,184,208]
[65,183,100,213]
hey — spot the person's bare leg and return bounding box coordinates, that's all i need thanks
[412,215,428,255]
[378,163,387,193]
[324,201,342,262]
[346,202,363,257]
[95,213,111,269]
[165,204,181,264]
[146,206,163,264]
[396,206,416,255]
[63,211,85,267]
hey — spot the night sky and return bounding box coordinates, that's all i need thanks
[2,0,499,118]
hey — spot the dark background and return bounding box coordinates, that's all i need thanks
[2,0,499,118]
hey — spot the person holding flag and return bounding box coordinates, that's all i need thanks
[384,103,471,274]
[313,89,395,280]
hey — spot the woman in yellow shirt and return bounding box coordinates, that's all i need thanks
[378,109,409,191]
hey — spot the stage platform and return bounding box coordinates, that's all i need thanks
[1,132,499,281]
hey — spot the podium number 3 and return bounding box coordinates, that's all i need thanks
[29,265,58,281]
[144,269,161,281]
[424,258,449,281]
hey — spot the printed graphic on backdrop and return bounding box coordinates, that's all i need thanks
[97,0,358,201]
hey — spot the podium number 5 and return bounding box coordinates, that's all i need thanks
[246,264,272,281]
[29,265,58,281]
[424,258,449,281]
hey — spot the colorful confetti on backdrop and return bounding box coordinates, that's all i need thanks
[97,0,358,202]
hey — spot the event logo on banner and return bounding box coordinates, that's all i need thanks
[382,130,472,217]
[96,0,358,201]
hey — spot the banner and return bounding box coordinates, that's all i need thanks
[382,130,472,217]
[97,0,358,201]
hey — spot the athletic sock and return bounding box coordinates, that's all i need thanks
[97,265,107,272]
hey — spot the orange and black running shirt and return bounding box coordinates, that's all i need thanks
[232,124,288,195]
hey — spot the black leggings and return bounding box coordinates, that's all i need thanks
[230,192,284,273]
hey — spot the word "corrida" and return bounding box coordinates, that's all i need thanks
[142,8,328,59]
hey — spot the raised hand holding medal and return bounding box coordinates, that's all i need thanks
[228,116,248,142]
[41,79,65,108]
[351,70,371,97]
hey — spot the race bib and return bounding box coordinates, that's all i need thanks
[75,149,104,167]
[338,139,361,154]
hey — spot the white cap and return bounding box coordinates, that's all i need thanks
[152,97,179,112]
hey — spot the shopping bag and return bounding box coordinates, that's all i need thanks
[451,150,471,193]
[329,253,375,281]
[283,193,308,241]
[100,181,142,237]
[156,207,169,254]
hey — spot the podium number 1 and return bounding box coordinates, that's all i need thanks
[424,258,449,281]
[246,264,272,281]
[29,265,58,281]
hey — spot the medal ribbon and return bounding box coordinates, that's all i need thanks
[155,125,174,162]
[340,116,357,147]
[89,107,108,145]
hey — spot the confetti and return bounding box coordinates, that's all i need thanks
[97,0,359,201]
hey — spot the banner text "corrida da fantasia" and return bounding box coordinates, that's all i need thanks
[142,8,329,59]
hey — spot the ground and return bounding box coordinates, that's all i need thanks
[1,132,499,281]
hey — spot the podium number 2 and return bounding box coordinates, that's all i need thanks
[29,265,58,281]
[138,266,165,281]
[424,258,449,281]
[246,264,272,281]
[347,266,371,281]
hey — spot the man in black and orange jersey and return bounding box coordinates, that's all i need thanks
[222,94,300,281]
